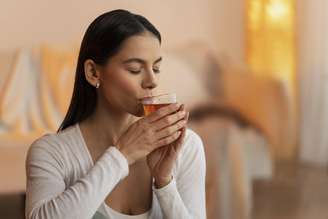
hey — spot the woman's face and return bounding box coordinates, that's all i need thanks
[98,31,162,117]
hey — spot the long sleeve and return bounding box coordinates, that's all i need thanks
[25,137,129,219]
[153,129,207,219]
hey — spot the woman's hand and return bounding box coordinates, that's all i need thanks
[115,103,187,165]
[146,104,189,188]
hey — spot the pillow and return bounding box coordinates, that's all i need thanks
[156,51,211,110]
[167,41,223,98]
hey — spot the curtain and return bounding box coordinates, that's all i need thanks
[298,0,328,166]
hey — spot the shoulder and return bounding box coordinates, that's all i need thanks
[26,125,78,166]
[176,128,206,169]
[185,128,203,145]
[181,128,205,156]
[172,128,206,181]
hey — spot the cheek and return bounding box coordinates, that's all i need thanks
[102,71,140,104]
[112,74,139,95]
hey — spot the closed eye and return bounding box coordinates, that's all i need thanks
[128,69,142,74]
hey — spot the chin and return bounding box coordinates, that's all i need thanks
[135,107,145,117]
[128,104,144,117]
[129,110,144,118]
[135,111,144,117]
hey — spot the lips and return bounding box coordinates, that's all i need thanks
[138,96,153,100]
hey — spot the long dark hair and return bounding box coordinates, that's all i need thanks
[58,9,161,132]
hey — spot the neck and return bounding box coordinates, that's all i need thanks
[83,101,139,150]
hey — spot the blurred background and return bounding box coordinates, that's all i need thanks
[0,0,326,218]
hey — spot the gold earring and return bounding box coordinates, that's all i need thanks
[95,82,100,89]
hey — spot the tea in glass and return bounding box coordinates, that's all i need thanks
[141,93,177,116]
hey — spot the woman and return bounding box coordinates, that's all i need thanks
[25,9,206,219]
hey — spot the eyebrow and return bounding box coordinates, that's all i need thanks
[122,57,162,65]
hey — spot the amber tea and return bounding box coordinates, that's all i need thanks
[141,93,177,116]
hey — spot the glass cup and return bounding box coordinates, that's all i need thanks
[141,93,177,116]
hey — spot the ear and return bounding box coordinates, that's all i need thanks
[84,59,101,87]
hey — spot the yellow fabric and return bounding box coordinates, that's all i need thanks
[40,44,78,117]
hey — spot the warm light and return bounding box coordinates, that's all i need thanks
[246,0,295,85]
[249,1,262,29]
[266,1,289,21]
[246,0,297,159]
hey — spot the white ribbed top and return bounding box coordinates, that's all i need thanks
[25,123,206,219]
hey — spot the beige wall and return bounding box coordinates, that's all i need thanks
[0,0,245,62]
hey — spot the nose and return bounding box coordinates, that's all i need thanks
[142,70,158,90]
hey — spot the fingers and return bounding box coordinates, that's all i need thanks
[184,110,189,128]
[153,109,186,131]
[178,103,185,112]
[175,125,187,151]
[153,104,187,138]
[155,118,187,139]
[174,111,189,152]
[145,103,181,123]
[153,104,188,141]
[138,102,189,150]
[155,130,182,148]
